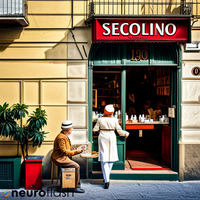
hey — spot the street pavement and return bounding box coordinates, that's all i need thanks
[1,179,200,200]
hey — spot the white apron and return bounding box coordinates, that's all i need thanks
[93,117,122,162]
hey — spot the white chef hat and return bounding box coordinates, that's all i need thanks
[61,120,73,129]
[104,104,115,114]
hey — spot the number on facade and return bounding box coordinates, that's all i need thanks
[131,46,148,61]
[192,67,200,76]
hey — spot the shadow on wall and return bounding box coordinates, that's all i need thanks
[44,34,68,59]
[141,1,182,15]
[165,0,182,15]
[0,29,23,51]
[184,144,200,180]
[42,149,87,179]
[42,149,53,179]
[45,19,90,60]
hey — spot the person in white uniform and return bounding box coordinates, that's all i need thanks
[93,104,129,189]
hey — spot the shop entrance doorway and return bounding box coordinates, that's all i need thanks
[125,66,171,170]
[88,43,181,180]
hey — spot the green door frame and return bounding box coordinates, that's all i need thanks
[88,43,181,178]
[171,45,181,172]
[121,67,126,130]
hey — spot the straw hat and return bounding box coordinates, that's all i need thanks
[61,120,73,129]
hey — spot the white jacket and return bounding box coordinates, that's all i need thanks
[93,117,128,162]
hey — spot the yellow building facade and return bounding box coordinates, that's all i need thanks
[0,0,200,181]
[0,0,90,178]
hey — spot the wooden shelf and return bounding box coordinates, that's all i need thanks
[155,75,169,78]
[96,88,115,90]
[153,73,170,92]
[154,84,170,87]
[98,96,120,98]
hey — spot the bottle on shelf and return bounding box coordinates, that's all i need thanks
[139,114,141,123]
[141,114,145,123]
[93,111,97,120]
[118,110,121,121]
[133,115,137,123]
[118,110,120,116]
[130,115,133,122]
[126,113,128,122]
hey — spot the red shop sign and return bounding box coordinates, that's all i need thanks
[92,18,190,43]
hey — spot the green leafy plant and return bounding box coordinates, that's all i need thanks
[0,102,48,159]
[12,103,29,158]
[27,108,47,131]
[0,102,16,137]
[27,108,48,148]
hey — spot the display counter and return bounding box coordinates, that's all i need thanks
[93,119,169,130]
[126,121,169,130]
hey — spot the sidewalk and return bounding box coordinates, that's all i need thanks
[1,179,200,200]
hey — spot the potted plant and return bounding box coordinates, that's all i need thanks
[22,107,48,190]
[12,104,48,158]
[0,102,48,189]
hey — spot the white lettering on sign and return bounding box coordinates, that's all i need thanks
[142,23,149,36]
[102,23,110,35]
[129,23,140,35]
[112,23,120,36]
[102,22,177,36]
[150,23,154,36]
[165,23,176,36]
[120,23,129,36]
[155,23,164,36]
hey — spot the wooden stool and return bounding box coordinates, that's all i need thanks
[51,160,60,184]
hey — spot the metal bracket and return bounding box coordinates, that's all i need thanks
[89,2,95,17]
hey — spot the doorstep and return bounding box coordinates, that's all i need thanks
[92,170,179,181]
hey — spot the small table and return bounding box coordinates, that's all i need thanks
[80,154,98,158]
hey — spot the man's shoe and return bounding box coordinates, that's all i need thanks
[104,182,109,189]
[73,188,85,193]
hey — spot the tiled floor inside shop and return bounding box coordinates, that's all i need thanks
[125,150,170,170]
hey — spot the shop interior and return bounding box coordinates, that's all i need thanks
[93,66,171,170]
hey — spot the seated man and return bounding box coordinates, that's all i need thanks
[51,120,85,193]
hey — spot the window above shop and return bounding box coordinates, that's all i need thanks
[86,0,199,20]
[0,0,29,27]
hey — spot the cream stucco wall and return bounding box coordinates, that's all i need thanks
[181,51,200,143]
[180,34,200,180]
[0,0,91,159]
